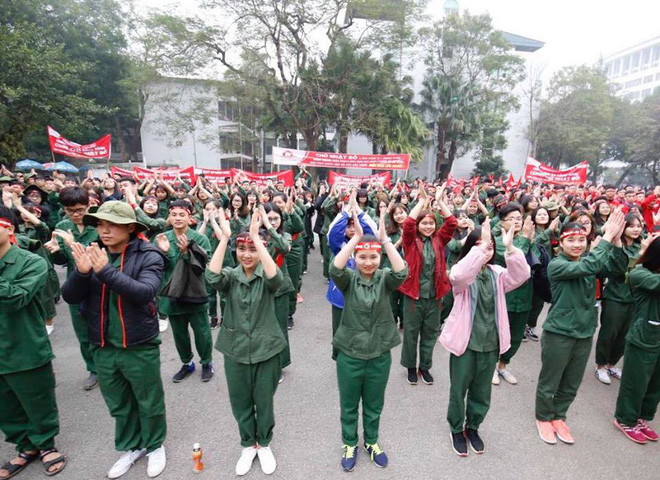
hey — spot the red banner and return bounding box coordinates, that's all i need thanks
[195,168,233,184]
[48,126,111,159]
[523,157,588,186]
[272,147,410,171]
[328,171,391,189]
[111,166,196,184]
[231,168,294,187]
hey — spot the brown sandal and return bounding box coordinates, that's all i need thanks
[39,449,66,477]
[0,451,39,480]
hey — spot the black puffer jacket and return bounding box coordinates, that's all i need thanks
[62,238,165,347]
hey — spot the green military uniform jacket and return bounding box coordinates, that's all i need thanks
[135,208,167,241]
[321,196,338,235]
[0,245,52,374]
[544,240,619,339]
[50,218,99,277]
[329,262,408,360]
[266,228,294,297]
[206,265,286,364]
[626,266,660,354]
[601,242,640,304]
[495,234,532,312]
[158,227,211,315]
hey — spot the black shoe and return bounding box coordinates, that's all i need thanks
[419,369,434,385]
[450,432,469,456]
[83,372,98,391]
[54,295,61,304]
[287,316,294,330]
[173,362,195,383]
[210,317,219,329]
[407,368,418,385]
[465,428,484,454]
[201,363,214,382]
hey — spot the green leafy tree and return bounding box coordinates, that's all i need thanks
[418,11,525,179]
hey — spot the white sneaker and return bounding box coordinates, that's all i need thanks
[492,369,500,385]
[236,446,257,476]
[596,368,612,384]
[46,325,54,336]
[147,446,166,478]
[257,446,277,475]
[108,449,146,479]
[498,368,518,385]
[159,319,168,333]
[607,367,622,380]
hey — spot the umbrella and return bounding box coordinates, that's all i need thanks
[15,159,43,170]
[43,161,79,173]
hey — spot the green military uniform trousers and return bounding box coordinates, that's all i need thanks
[169,310,213,365]
[500,310,530,364]
[0,362,59,452]
[527,295,545,329]
[596,300,633,367]
[440,290,454,324]
[336,351,391,447]
[615,342,660,426]
[401,296,442,371]
[447,350,499,434]
[206,281,227,320]
[69,304,96,374]
[287,248,303,317]
[275,295,291,369]
[535,331,592,421]
[332,305,343,361]
[322,234,330,279]
[224,354,280,447]
[391,290,404,325]
[93,346,166,453]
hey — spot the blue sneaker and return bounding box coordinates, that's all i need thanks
[341,445,357,472]
[364,443,388,468]
[173,362,195,383]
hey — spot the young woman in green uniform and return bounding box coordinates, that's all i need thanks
[441,221,530,456]
[330,213,408,471]
[384,203,407,329]
[155,200,214,383]
[0,206,67,478]
[614,234,660,444]
[595,213,644,384]
[229,192,251,234]
[206,210,285,476]
[261,203,295,379]
[399,185,457,386]
[535,211,625,446]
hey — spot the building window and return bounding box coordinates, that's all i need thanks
[631,52,641,72]
[653,46,660,67]
[641,89,652,100]
[644,75,654,84]
[624,78,642,89]
[622,55,631,75]
[642,47,652,69]
[613,59,621,76]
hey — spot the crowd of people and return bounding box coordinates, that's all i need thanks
[1,164,660,478]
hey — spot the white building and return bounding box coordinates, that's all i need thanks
[603,36,660,102]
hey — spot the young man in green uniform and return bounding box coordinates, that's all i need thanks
[61,201,168,478]
[492,203,534,386]
[330,213,408,471]
[0,206,67,478]
[43,186,100,391]
[206,210,285,476]
[155,200,214,383]
[535,211,625,445]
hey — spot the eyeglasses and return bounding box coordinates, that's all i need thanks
[503,216,523,222]
[64,207,87,216]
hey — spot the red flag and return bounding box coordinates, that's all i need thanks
[497,176,503,188]
[506,174,515,191]
[470,176,480,190]
[516,176,523,189]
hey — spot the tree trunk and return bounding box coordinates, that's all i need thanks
[435,124,446,180]
[115,117,129,162]
[443,140,457,180]
[614,166,634,187]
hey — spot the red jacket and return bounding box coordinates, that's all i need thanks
[399,214,458,300]
[641,194,660,232]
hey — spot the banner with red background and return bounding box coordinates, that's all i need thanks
[328,171,391,189]
[272,147,410,170]
[48,126,111,159]
[524,157,588,185]
[111,166,196,184]
[231,168,294,187]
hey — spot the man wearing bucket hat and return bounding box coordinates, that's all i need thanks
[61,201,168,478]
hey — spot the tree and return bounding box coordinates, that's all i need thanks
[472,111,509,178]
[535,65,616,180]
[418,11,525,179]
[624,93,660,185]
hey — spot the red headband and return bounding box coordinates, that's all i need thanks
[355,241,382,251]
[236,236,265,246]
[0,218,17,245]
[560,228,586,240]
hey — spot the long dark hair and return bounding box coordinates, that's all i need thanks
[262,202,284,234]
[637,236,660,272]
[623,212,643,244]
[386,203,407,236]
[457,227,495,264]
[230,192,249,217]
[568,209,596,242]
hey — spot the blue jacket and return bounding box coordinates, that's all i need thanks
[326,210,377,308]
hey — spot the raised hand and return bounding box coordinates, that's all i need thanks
[640,232,660,256]
[550,216,561,232]
[155,233,170,253]
[71,242,92,274]
[481,218,491,249]
[260,205,273,230]
[353,211,363,240]
[249,210,263,239]
[44,236,60,254]
[53,229,75,247]
[86,243,108,273]
[176,234,189,254]
[217,208,231,239]
[501,223,515,252]
[377,213,388,243]
[522,216,535,240]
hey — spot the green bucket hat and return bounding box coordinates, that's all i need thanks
[83,200,148,232]
[542,200,560,212]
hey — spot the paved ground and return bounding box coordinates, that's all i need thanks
[3,243,659,480]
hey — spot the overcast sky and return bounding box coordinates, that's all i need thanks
[437,0,660,76]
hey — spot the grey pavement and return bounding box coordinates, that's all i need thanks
[3,244,659,480]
